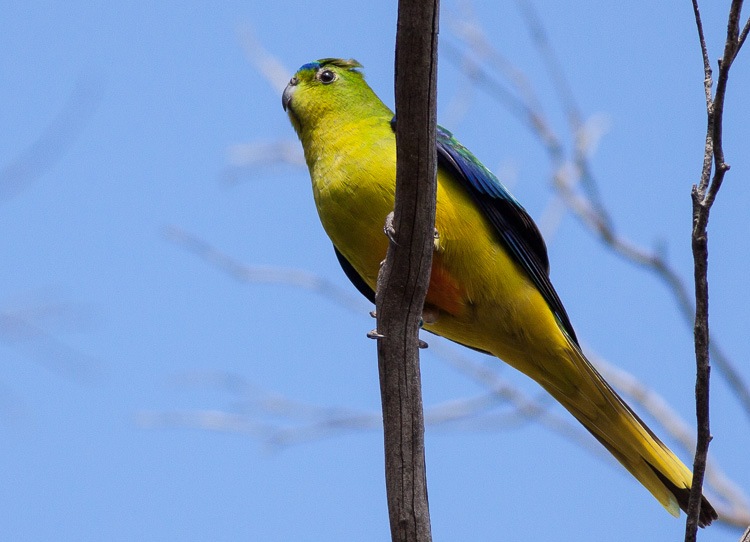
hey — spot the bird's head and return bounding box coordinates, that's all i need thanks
[282,58,390,136]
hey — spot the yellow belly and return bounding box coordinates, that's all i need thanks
[311,138,569,378]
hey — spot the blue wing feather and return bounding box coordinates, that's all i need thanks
[434,124,579,345]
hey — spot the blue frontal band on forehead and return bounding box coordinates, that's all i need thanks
[299,62,321,72]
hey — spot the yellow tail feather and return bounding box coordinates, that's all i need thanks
[538,337,716,526]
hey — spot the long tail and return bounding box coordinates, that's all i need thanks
[540,337,717,527]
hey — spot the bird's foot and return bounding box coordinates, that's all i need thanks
[368,312,381,339]
[368,328,428,349]
[383,211,397,245]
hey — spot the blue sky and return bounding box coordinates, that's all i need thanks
[1,1,749,541]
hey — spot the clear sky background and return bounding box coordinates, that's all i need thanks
[1,1,749,541]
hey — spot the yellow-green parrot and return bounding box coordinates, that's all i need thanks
[282,57,716,526]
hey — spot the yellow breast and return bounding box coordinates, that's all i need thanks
[307,116,568,370]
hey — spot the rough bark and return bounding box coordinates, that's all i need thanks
[374,1,439,541]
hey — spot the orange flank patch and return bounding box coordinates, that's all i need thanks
[425,257,466,316]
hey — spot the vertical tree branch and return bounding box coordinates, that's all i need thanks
[374,1,439,541]
[686,1,747,540]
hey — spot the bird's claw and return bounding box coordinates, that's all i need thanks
[368,329,427,349]
[383,211,397,245]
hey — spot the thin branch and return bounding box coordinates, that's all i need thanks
[514,0,612,228]
[739,16,750,52]
[691,0,713,110]
[138,383,559,451]
[236,25,291,95]
[0,75,103,202]
[686,0,747,538]
[441,40,563,161]
[0,299,100,380]
[222,140,305,184]
[164,226,367,313]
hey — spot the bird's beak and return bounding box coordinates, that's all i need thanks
[282,76,298,112]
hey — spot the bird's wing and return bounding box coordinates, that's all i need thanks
[334,246,376,304]
[434,124,579,345]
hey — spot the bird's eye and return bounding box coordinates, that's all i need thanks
[318,69,337,84]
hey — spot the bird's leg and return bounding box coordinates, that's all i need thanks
[368,213,437,347]
[384,212,440,251]
[383,211,397,245]
[367,310,382,339]
[369,212,395,340]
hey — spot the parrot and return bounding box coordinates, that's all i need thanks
[281,57,717,526]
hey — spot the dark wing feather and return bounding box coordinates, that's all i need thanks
[334,246,376,304]
[434,124,579,345]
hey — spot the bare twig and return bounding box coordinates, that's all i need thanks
[164,226,368,313]
[686,1,748,539]
[222,140,305,183]
[514,0,612,226]
[236,26,291,95]
[0,75,103,202]
[0,297,99,380]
